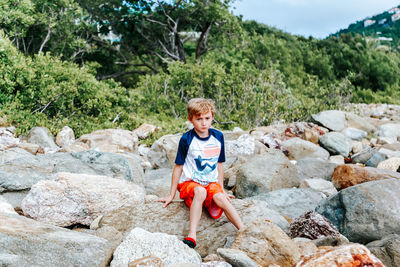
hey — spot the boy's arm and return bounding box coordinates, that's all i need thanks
[158,164,183,208]
[217,162,234,199]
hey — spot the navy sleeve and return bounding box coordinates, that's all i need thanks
[216,131,226,163]
[175,134,188,165]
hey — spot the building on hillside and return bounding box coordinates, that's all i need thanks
[179,32,201,42]
[378,36,393,41]
[392,13,400,22]
[364,19,376,27]
[379,18,387,25]
[389,7,400,14]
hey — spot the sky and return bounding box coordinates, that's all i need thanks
[232,0,400,39]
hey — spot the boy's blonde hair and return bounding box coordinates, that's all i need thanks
[187,98,215,119]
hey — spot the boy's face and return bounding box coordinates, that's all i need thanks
[189,111,214,136]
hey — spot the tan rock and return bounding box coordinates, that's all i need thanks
[302,128,319,144]
[377,157,400,172]
[133,123,158,140]
[128,199,289,257]
[0,196,17,215]
[56,126,75,147]
[203,254,226,262]
[293,237,318,257]
[352,141,363,154]
[147,134,181,168]
[381,143,400,151]
[377,137,397,145]
[295,244,384,266]
[328,155,345,165]
[345,112,376,133]
[17,142,40,154]
[21,172,145,227]
[63,128,138,153]
[299,178,337,197]
[332,164,400,189]
[128,255,163,267]
[254,139,267,154]
[0,213,113,266]
[230,219,301,267]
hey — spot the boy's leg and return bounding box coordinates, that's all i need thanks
[188,186,207,240]
[213,193,244,230]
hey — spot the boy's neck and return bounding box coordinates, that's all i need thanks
[194,128,210,138]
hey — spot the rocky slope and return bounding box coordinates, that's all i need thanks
[1,104,400,266]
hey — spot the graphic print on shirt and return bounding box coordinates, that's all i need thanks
[192,143,220,184]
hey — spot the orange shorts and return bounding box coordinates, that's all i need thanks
[177,181,224,219]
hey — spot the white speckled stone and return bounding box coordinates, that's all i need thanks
[110,227,201,267]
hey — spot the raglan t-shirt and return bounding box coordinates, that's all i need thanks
[175,128,226,186]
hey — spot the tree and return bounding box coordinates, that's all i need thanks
[0,0,96,61]
[76,0,236,81]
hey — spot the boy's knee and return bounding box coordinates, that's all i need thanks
[213,193,227,204]
[193,186,207,200]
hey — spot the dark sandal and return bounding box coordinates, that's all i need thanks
[183,237,196,248]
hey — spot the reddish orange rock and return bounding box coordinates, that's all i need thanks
[295,244,384,267]
[332,164,400,189]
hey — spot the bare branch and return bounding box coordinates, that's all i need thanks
[154,52,175,63]
[112,112,122,123]
[97,70,147,80]
[38,16,53,56]
[158,40,180,60]
[146,18,168,27]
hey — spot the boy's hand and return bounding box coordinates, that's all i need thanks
[224,192,235,202]
[157,196,174,208]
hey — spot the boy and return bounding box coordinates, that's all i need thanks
[158,98,244,248]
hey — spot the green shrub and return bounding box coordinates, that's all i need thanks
[0,33,136,136]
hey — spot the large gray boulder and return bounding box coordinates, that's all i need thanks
[0,196,17,215]
[225,134,257,157]
[0,128,19,150]
[55,126,75,147]
[23,126,59,151]
[296,157,337,180]
[367,234,400,267]
[341,127,367,141]
[62,128,138,153]
[144,168,176,198]
[70,150,142,183]
[351,147,376,164]
[229,219,301,267]
[217,248,258,267]
[311,110,347,132]
[282,138,330,160]
[365,151,388,167]
[315,179,400,243]
[0,150,140,192]
[345,112,376,133]
[21,172,145,227]
[110,227,201,267]
[299,178,337,197]
[235,149,300,198]
[128,198,289,257]
[147,134,181,168]
[376,123,400,138]
[0,213,113,267]
[319,132,352,157]
[249,188,326,220]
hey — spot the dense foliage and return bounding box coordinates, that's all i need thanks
[1,0,400,138]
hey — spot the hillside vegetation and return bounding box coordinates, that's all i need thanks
[1,0,400,138]
[336,4,400,49]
